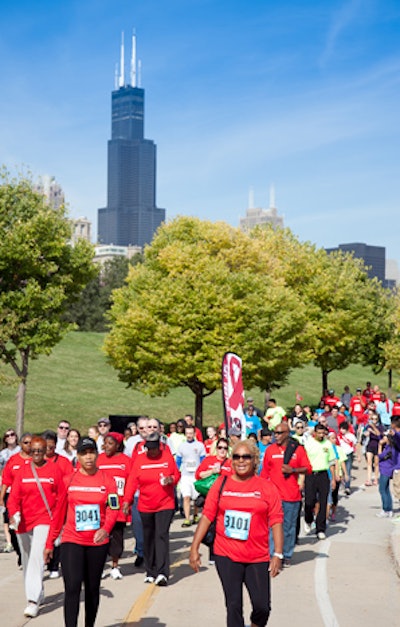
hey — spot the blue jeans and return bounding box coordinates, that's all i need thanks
[379,474,392,512]
[344,453,354,489]
[131,493,144,557]
[270,500,300,560]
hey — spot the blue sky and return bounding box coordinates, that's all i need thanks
[1,0,399,263]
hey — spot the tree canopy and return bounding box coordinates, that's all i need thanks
[0,169,97,433]
[104,217,312,425]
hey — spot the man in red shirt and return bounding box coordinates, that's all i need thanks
[323,390,341,409]
[261,422,312,567]
[392,394,400,416]
[184,414,203,442]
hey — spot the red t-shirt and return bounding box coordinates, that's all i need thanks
[203,438,217,455]
[260,443,312,501]
[97,452,132,522]
[349,396,367,422]
[124,448,180,513]
[7,460,66,533]
[195,456,232,480]
[46,469,119,548]
[46,453,74,476]
[1,453,31,490]
[323,395,340,409]
[392,402,400,417]
[203,474,283,563]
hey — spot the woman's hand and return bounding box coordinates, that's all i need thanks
[122,501,130,516]
[44,548,53,564]
[93,528,109,544]
[189,547,202,573]
[269,555,282,577]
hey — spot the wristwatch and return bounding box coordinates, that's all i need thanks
[273,552,283,559]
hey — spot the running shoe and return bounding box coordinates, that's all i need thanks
[317,532,326,540]
[155,574,168,586]
[192,515,200,524]
[304,521,311,534]
[49,570,60,579]
[110,567,123,580]
[283,559,291,568]
[376,510,392,518]
[344,488,351,496]
[3,543,13,553]
[144,576,155,583]
[208,560,215,566]
[24,603,39,618]
[181,519,192,527]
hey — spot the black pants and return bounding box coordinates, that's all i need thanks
[215,555,271,627]
[109,521,125,560]
[140,509,174,579]
[60,542,109,627]
[304,471,330,533]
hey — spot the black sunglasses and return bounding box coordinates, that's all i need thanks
[232,453,252,461]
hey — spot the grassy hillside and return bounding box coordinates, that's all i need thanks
[0,332,395,435]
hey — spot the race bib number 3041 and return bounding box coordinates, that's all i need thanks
[224,510,251,540]
[75,504,100,532]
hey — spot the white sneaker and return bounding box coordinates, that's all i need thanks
[376,510,391,518]
[317,532,326,540]
[49,570,60,579]
[304,521,311,534]
[110,567,123,580]
[24,603,39,618]
[101,569,108,579]
[155,574,168,586]
[144,576,155,583]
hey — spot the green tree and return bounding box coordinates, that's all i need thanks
[104,217,311,427]
[65,254,142,331]
[0,169,97,434]
[304,249,390,392]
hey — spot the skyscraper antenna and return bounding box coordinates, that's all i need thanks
[248,186,254,209]
[138,59,142,87]
[119,31,125,88]
[269,184,276,209]
[130,30,137,87]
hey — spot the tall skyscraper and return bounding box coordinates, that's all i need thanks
[98,32,165,247]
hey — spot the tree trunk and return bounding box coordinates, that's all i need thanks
[16,378,27,438]
[388,369,393,398]
[15,348,29,437]
[322,369,329,395]
[195,390,204,432]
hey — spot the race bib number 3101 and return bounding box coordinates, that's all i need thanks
[75,504,100,532]
[224,510,251,540]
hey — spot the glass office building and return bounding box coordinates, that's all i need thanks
[98,83,165,247]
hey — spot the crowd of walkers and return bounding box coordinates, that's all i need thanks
[1,382,400,627]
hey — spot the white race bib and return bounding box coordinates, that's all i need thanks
[75,504,100,532]
[115,476,125,496]
[224,510,251,540]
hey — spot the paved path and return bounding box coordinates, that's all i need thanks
[1,464,400,626]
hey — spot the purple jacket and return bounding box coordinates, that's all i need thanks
[379,443,398,477]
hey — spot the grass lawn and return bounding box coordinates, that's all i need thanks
[0,331,395,435]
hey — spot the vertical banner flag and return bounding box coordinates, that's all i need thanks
[222,352,246,439]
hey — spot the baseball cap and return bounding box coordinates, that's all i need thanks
[77,437,97,454]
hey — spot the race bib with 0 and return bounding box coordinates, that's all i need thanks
[75,504,100,532]
[224,509,252,541]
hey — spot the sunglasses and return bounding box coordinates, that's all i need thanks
[217,446,228,450]
[274,431,286,435]
[295,425,304,429]
[31,449,45,454]
[5,432,16,437]
[22,440,31,444]
[58,425,69,430]
[232,453,252,461]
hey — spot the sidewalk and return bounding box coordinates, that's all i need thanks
[1,463,400,626]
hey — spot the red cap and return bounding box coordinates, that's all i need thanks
[107,432,124,444]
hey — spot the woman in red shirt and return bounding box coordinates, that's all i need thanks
[45,437,119,627]
[8,436,65,619]
[123,431,180,586]
[190,439,283,627]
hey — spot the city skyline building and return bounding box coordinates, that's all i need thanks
[325,242,388,285]
[34,175,65,210]
[98,32,165,247]
[239,185,284,232]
